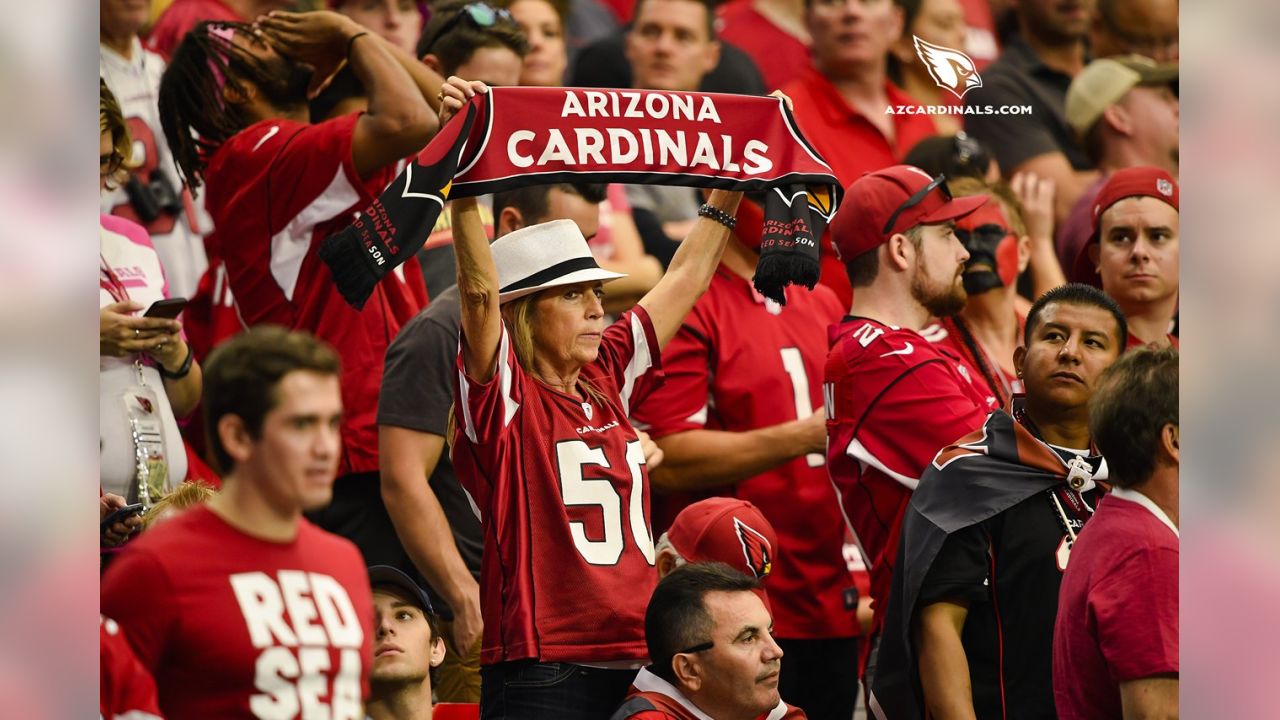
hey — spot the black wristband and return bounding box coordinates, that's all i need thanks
[346,32,370,60]
[159,343,194,381]
[698,203,737,230]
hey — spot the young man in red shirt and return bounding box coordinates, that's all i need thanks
[1054,346,1179,720]
[782,0,938,306]
[101,327,375,719]
[1075,167,1180,349]
[822,165,993,687]
[157,11,439,567]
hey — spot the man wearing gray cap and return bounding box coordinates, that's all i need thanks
[1056,55,1179,281]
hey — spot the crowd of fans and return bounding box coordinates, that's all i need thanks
[99,0,1180,718]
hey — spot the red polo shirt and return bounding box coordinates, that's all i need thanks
[781,67,938,307]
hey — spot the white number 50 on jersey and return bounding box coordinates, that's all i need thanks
[556,439,656,566]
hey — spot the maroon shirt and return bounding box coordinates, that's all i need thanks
[1053,489,1179,720]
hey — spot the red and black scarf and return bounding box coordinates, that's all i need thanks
[319,86,841,309]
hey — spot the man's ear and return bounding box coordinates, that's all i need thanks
[1016,235,1032,273]
[1013,344,1027,379]
[656,548,679,579]
[885,234,914,273]
[498,206,525,236]
[429,635,447,668]
[421,54,444,74]
[218,414,254,465]
[1102,103,1132,137]
[222,80,254,107]
[701,40,721,77]
[1161,423,1179,465]
[672,654,702,693]
[1087,242,1101,271]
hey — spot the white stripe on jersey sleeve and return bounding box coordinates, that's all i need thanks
[269,165,361,301]
[618,312,655,414]
[845,437,920,490]
[458,326,520,444]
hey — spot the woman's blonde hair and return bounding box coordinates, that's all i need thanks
[445,288,606,453]
[99,78,132,189]
[142,480,217,529]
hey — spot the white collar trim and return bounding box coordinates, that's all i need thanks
[631,667,789,720]
[1109,487,1179,538]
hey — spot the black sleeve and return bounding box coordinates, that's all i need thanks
[918,523,991,607]
[377,310,457,435]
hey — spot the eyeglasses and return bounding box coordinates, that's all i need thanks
[883,174,951,235]
[420,3,514,52]
[678,640,714,654]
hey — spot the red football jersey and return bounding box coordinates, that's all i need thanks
[453,307,664,664]
[101,616,162,720]
[631,267,857,639]
[920,316,1025,410]
[101,506,374,719]
[823,317,992,630]
[202,115,427,475]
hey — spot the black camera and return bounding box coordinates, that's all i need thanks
[124,171,182,223]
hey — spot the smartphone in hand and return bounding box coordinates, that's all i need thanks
[100,502,145,536]
[144,297,188,319]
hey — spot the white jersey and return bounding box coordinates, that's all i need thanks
[100,39,208,298]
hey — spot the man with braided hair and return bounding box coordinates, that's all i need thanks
[156,11,439,565]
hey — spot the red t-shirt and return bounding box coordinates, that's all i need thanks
[453,308,664,664]
[101,616,163,720]
[631,267,857,639]
[717,2,811,93]
[146,0,243,60]
[780,67,938,308]
[1053,489,1179,720]
[101,506,375,719]
[202,115,427,475]
[823,317,991,630]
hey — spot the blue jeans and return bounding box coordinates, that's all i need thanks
[480,661,637,720]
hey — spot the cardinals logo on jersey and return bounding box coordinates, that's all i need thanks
[913,36,983,100]
[733,517,773,579]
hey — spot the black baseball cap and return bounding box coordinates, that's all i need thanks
[368,565,435,615]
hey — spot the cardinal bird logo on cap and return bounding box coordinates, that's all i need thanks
[733,517,773,579]
[913,36,983,100]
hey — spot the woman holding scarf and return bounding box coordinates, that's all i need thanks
[439,76,743,719]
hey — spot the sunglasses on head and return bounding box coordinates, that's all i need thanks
[883,174,951,235]
[421,3,514,52]
[678,640,714,654]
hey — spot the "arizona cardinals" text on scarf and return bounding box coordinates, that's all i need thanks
[319,87,841,308]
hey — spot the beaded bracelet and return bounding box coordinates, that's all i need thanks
[159,344,194,381]
[697,203,737,230]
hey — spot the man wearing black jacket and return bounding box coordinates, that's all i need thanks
[871,283,1127,720]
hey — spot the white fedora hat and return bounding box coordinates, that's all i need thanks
[493,219,626,303]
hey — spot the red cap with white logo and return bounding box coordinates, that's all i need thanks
[1074,166,1179,282]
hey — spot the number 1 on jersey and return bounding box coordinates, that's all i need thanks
[780,347,825,467]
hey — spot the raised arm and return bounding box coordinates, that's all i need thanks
[636,189,741,350]
[649,413,825,492]
[259,11,436,179]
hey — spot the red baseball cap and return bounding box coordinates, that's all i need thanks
[1073,167,1179,282]
[667,498,778,582]
[827,165,988,261]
